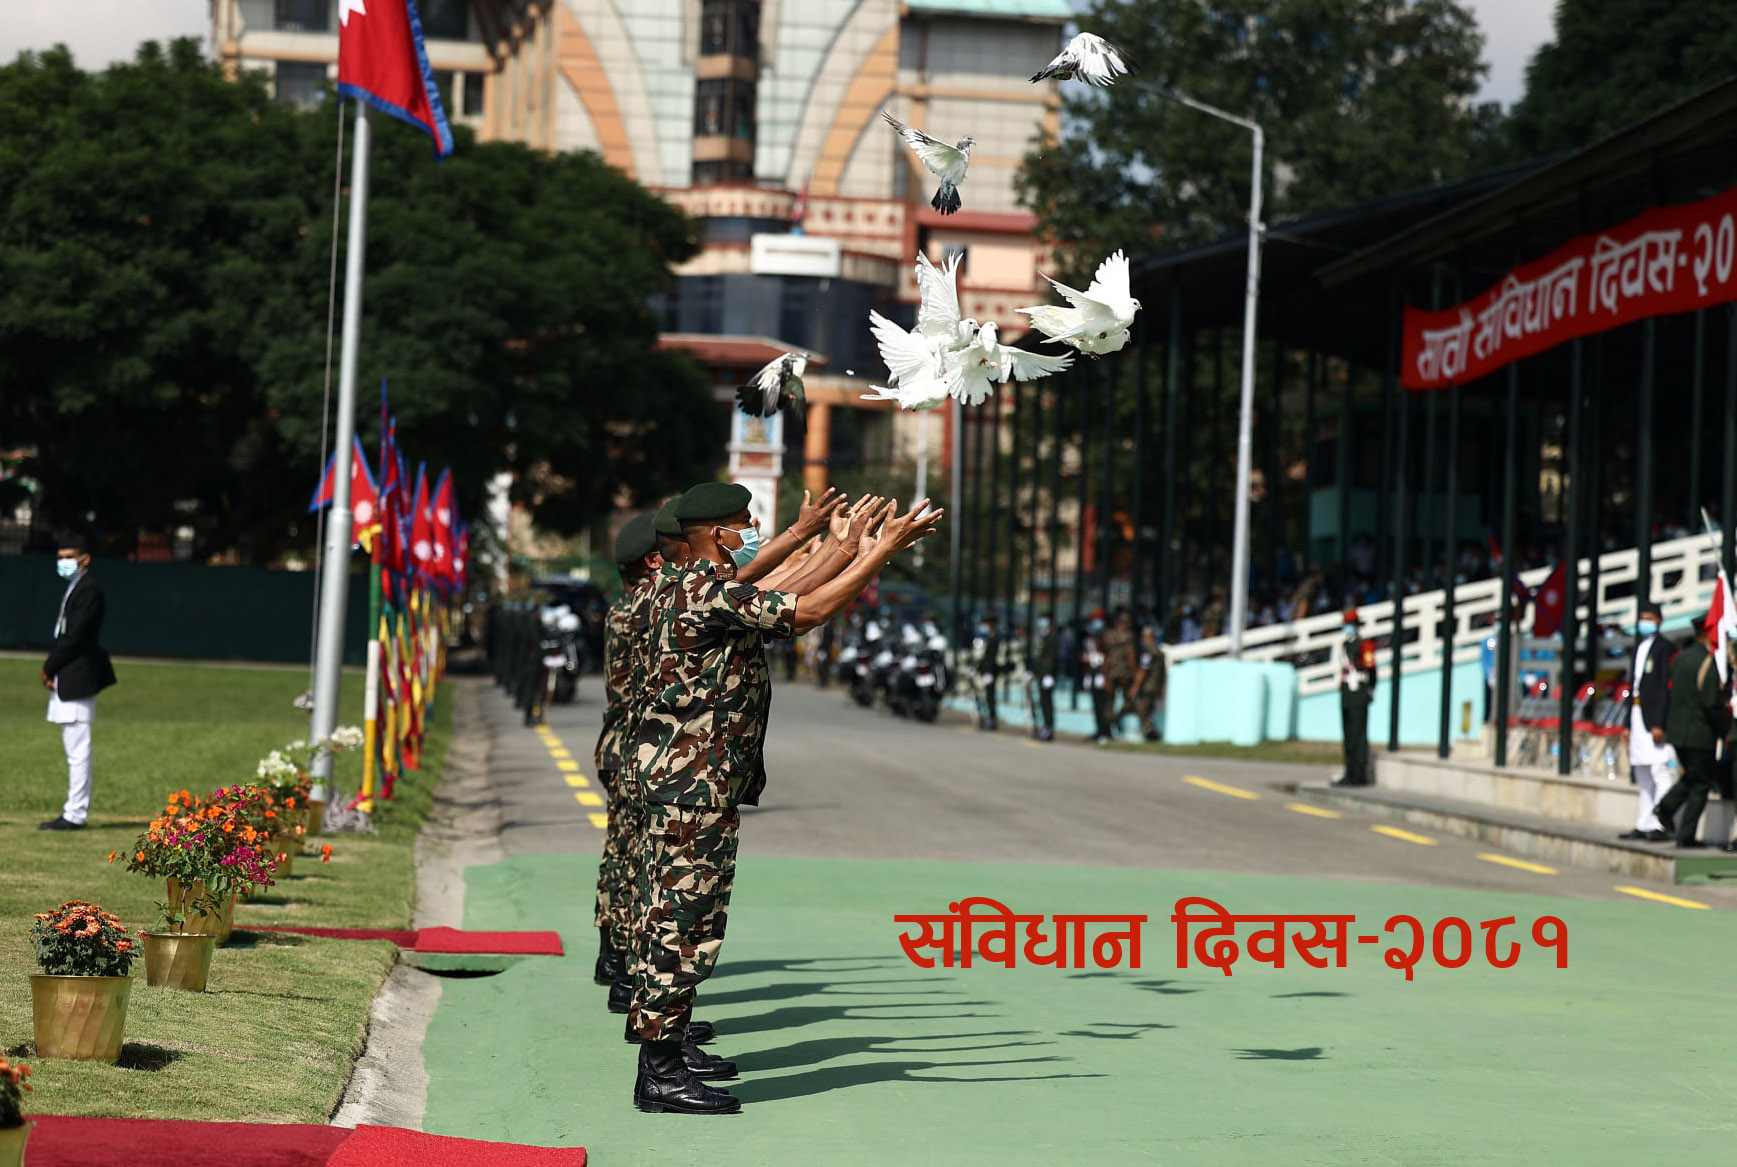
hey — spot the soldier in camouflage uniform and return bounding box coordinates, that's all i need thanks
[1100,608,1140,740]
[591,513,663,993]
[628,482,941,1115]
[1131,623,1163,741]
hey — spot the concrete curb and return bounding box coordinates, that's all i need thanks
[331,677,505,1130]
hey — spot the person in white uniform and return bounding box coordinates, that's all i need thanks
[39,535,117,831]
[1622,602,1674,843]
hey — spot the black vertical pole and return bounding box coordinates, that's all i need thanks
[1421,384,1439,589]
[1073,367,1093,698]
[1209,328,1225,583]
[987,397,1003,622]
[1557,339,1584,776]
[1495,359,1521,767]
[1636,319,1656,612]
[1161,283,1182,610]
[1690,309,1706,524]
[1386,283,1407,753]
[965,400,984,624]
[1583,335,1604,681]
[1267,339,1284,587]
[1005,380,1020,636]
[1725,304,1737,577]
[1438,382,1461,758]
[1100,357,1116,616]
[1304,340,1319,575]
[1131,313,1150,614]
[1340,322,1356,603]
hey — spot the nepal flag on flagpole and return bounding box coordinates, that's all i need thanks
[337,0,454,157]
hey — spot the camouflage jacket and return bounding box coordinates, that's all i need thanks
[631,560,797,808]
[593,577,650,771]
[1101,626,1138,679]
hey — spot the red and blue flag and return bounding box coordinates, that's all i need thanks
[337,0,454,157]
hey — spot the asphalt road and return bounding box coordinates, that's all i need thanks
[486,672,1737,910]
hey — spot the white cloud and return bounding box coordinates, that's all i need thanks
[0,0,208,71]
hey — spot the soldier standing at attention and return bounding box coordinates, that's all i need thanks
[591,513,662,992]
[1132,622,1164,742]
[1333,609,1377,786]
[1080,611,1111,744]
[1030,613,1059,741]
[974,614,1003,730]
[1100,608,1140,740]
[629,483,941,1115]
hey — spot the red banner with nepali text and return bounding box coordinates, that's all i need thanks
[1402,182,1737,389]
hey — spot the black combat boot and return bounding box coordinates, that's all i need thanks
[625,1017,716,1044]
[595,928,624,987]
[607,977,633,1014]
[633,1040,741,1114]
[679,1042,737,1080]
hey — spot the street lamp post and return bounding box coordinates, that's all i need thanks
[1163,91,1264,656]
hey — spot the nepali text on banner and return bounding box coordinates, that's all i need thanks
[1401,183,1737,389]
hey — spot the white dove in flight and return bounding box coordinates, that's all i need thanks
[735,351,808,421]
[950,320,1072,406]
[1017,249,1141,356]
[1030,32,1137,87]
[882,111,973,216]
[863,251,976,411]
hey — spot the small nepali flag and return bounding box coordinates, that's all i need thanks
[431,467,455,587]
[308,435,381,549]
[337,0,454,157]
[1530,561,1568,639]
[1704,567,1737,688]
[409,463,433,576]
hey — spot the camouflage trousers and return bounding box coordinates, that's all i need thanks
[627,803,739,1043]
[1106,674,1156,736]
[593,768,645,953]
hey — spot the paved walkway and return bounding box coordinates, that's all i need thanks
[414,675,1737,1164]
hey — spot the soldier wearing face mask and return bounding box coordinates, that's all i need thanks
[1621,602,1673,842]
[1028,613,1059,741]
[1333,608,1377,787]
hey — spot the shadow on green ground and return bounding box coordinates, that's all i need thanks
[423,854,1737,1166]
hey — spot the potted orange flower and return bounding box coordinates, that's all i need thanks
[0,1053,33,1167]
[117,789,277,955]
[28,902,135,1062]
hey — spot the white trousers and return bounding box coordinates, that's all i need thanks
[60,722,93,825]
[1633,761,1668,832]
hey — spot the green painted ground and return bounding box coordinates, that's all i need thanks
[423,855,1737,1166]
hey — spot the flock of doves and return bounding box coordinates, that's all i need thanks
[737,32,1139,421]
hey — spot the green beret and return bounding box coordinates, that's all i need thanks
[613,513,657,564]
[673,481,752,524]
[653,500,683,539]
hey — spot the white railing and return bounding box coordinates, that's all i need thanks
[1163,532,1724,696]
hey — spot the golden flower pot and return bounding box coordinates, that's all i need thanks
[304,799,326,837]
[0,1120,33,1167]
[142,931,217,992]
[164,879,236,945]
[29,975,131,1061]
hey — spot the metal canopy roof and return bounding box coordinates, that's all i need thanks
[902,0,1074,22]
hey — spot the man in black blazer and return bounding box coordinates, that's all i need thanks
[1621,602,1673,842]
[39,534,117,830]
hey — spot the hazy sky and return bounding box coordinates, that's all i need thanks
[3,0,1555,107]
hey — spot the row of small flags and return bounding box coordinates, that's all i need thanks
[308,383,467,806]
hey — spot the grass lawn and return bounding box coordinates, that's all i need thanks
[0,658,450,1123]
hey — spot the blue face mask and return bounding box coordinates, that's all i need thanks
[725,523,760,569]
[1638,619,1659,637]
[56,558,79,580]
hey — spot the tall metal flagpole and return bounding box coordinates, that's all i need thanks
[308,99,373,804]
[1162,91,1264,656]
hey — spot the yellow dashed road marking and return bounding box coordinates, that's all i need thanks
[1371,824,1437,846]
[587,812,609,829]
[1614,885,1709,909]
[556,759,581,772]
[563,773,590,788]
[575,791,604,807]
[1478,853,1557,875]
[1286,802,1341,819]
[548,748,572,759]
[1183,775,1260,800]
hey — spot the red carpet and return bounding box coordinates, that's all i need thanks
[330,1125,585,1166]
[247,926,563,956]
[24,1117,348,1167]
[25,1118,584,1167]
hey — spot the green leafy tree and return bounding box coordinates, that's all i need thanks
[0,41,721,562]
[1500,0,1737,160]
[1016,0,1497,275]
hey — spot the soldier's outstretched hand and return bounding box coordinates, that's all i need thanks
[794,486,846,540]
[864,498,944,557]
